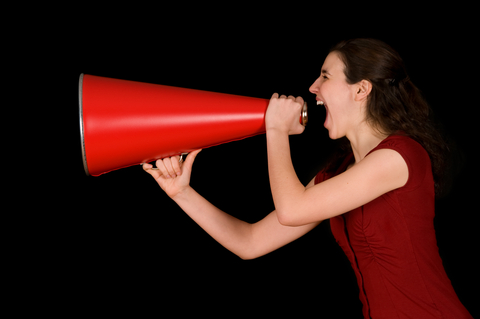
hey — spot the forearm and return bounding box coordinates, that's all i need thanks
[266,129,306,224]
[171,186,253,259]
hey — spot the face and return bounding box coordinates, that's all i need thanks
[309,52,362,140]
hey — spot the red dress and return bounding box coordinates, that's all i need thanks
[315,135,472,319]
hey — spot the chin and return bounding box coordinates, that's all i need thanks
[326,128,346,141]
[326,128,339,140]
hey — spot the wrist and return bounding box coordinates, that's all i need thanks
[171,185,194,203]
[266,127,289,136]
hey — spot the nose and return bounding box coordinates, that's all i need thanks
[309,77,320,94]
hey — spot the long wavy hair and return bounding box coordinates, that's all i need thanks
[326,38,450,197]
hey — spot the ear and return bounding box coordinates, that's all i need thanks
[354,80,372,102]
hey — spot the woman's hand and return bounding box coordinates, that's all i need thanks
[143,149,202,199]
[265,93,305,135]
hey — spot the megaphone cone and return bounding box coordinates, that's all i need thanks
[79,74,307,176]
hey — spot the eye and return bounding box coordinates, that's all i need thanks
[322,75,328,80]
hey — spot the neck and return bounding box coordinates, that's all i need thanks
[347,123,388,164]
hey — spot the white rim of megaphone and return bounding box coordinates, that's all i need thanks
[78,73,90,176]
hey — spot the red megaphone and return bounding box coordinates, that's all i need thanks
[79,74,308,176]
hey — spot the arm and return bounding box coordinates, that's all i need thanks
[268,132,408,225]
[174,187,319,260]
[265,95,409,226]
[143,151,319,260]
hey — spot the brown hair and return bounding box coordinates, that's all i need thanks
[327,38,449,197]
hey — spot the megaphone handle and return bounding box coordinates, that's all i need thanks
[143,153,189,170]
[178,153,189,164]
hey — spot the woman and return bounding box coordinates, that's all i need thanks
[143,38,472,318]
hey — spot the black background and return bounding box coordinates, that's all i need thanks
[25,5,478,318]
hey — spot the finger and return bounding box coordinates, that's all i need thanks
[279,94,287,99]
[287,95,296,101]
[163,155,183,177]
[271,92,279,99]
[143,163,163,180]
[166,156,180,178]
[156,158,175,179]
[295,95,305,106]
[170,155,182,176]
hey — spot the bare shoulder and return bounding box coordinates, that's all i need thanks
[349,148,409,192]
[278,148,410,226]
[301,148,409,222]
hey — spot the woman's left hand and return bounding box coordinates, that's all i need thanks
[265,93,305,135]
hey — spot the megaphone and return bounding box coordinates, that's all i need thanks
[79,74,308,176]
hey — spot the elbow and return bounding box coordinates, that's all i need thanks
[231,241,260,261]
[239,254,255,261]
[276,209,300,227]
[236,250,260,261]
[235,241,267,261]
[236,249,253,260]
[276,208,319,227]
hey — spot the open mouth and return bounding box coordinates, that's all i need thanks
[316,100,329,128]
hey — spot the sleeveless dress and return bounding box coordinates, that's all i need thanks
[314,135,472,319]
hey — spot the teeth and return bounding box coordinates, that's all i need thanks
[317,100,324,105]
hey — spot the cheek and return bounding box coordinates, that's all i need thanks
[320,83,339,110]
[324,82,351,107]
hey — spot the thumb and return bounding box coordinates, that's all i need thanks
[181,149,202,174]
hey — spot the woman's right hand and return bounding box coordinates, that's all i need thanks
[143,149,202,199]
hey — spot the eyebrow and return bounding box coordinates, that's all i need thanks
[321,69,331,75]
